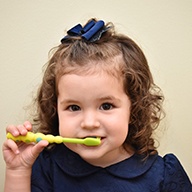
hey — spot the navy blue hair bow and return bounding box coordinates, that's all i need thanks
[61,20,109,43]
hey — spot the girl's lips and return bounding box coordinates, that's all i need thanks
[81,136,105,139]
[88,137,105,141]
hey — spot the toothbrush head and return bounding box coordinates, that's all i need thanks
[82,137,101,146]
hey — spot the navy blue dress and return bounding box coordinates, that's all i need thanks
[31,144,192,192]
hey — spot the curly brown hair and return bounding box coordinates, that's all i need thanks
[33,19,164,158]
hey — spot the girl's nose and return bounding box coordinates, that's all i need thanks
[80,111,100,129]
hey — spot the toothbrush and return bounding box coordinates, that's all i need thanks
[6,132,101,146]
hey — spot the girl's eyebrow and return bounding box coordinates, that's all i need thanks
[98,95,121,102]
[59,98,79,105]
[59,96,121,105]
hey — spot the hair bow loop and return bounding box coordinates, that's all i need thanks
[67,24,83,36]
[81,20,95,33]
[82,20,104,41]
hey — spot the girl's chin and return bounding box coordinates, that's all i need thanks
[64,143,106,163]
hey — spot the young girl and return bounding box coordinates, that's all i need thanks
[3,18,192,192]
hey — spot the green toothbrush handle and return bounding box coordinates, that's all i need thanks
[6,132,101,146]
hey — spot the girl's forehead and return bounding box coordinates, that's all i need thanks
[58,69,125,96]
[55,55,126,95]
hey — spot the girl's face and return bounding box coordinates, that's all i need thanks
[57,70,132,167]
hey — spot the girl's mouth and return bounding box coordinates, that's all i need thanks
[83,136,104,140]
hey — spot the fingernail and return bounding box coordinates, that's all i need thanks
[26,124,30,128]
[25,123,32,129]
[21,129,27,134]
[13,130,19,135]
[15,150,20,154]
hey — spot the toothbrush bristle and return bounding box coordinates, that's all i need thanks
[84,137,101,146]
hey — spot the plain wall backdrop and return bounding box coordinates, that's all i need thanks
[0,0,191,190]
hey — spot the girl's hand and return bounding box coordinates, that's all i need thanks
[2,121,49,170]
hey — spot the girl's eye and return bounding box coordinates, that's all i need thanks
[100,103,113,110]
[68,105,81,111]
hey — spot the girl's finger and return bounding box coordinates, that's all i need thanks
[31,140,49,159]
[3,139,20,155]
[23,121,32,131]
[6,125,19,136]
[16,125,28,135]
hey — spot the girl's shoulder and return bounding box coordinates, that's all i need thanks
[159,153,192,191]
[105,153,192,191]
